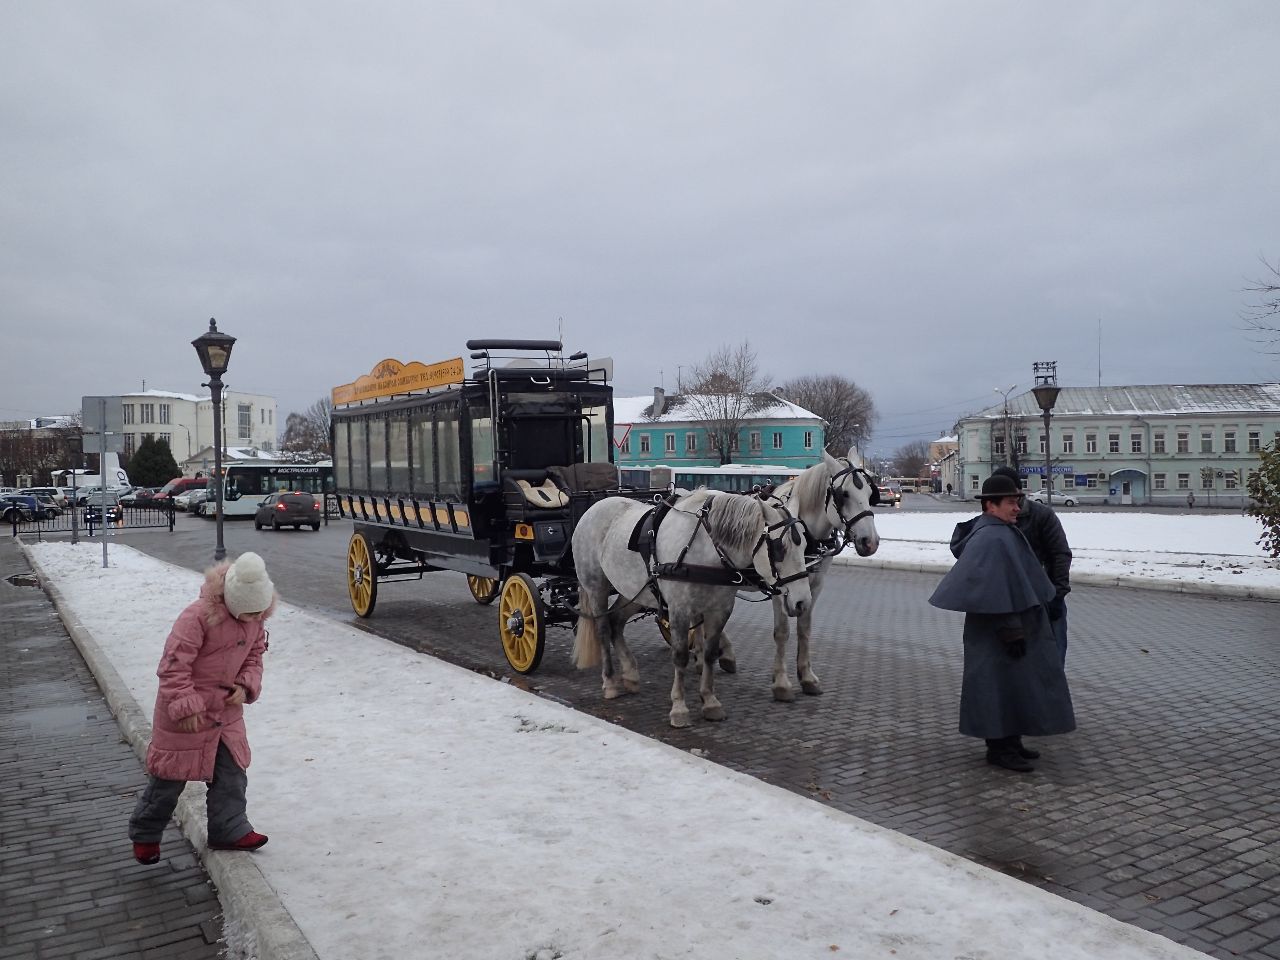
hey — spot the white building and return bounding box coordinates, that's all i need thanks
[115,389,277,470]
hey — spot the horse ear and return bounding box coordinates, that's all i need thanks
[846,445,858,464]
[822,449,842,473]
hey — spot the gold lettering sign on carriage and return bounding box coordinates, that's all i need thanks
[331,357,464,406]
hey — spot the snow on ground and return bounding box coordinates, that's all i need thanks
[25,533,1224,960]
[838,510,1279,596]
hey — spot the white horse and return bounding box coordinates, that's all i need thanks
[572,488,812,728]
[717,448,881,701]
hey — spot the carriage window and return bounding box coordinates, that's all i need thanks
[412,413,435,496]
[368,418,389,491]
[582,402,610,463]
[349,419,369,490]
[437,410,462,498]
[333,421,350,489]
[471,407,495,486]
[389,416,410,492]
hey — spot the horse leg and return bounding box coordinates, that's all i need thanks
[698,611,732,722]
[668,612,694,728]
[769,594,795,702]
[716,627,738,674]
[611,606,641,694]
[796,604,822,695]
[596,596,627,701]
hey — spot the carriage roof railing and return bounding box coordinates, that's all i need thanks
[465,338,612,388]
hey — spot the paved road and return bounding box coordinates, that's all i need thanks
[51,514,1280,960]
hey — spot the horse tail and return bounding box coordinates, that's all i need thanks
[573,588,602,669]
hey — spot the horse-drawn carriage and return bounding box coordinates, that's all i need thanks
[331,339,664,673]
[331,339,881,725]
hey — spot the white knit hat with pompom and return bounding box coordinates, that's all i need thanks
[223,552,274,618]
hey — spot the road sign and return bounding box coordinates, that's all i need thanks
[81,396,124,434]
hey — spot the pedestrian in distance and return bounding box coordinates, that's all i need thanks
[1187,490,1196,510]
[951,466,1073,664]
[929,473,1075,773]
[129,552,277,865]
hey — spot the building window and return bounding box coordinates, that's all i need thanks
[1130,433,1142,454]
[772,431,783,450]
[1062,433,1073,454]
[639,434,650,455]
[123,433,136,456]
[1154,433,1165,453]
[664,433,675,454]
[749,431,761,452]
[159,433,171,448]
[1154,473,1166,490]
[159,404,170,424]
[1108,433,1120,453]
[261,409,266,424]
[620,435,630,454]
[1224,431,1237,453]
[1201,471,1214,490]
[969,474,980,492]
[140,403,155,423]
[993,434,1006,456]
[1177,473,1190,490]
[1039,433,1047,455]
[1015,434,1027,455]
[1085,433,1097,454]
[1200,431,1212,454]
[1225,471,1239,490]
[123,404,135,425]
[1176,432,1189,453]
[685,433,697,453]
[803,430,813,449]
[730,434,740,453]
[142,432,154,443]
[1249,431,1261,452]
[238,405,252,440]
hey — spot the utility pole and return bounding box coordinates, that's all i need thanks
[994,384,1017,469]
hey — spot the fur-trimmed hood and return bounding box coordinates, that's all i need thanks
[198,561,279,627]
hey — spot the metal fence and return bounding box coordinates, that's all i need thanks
[7,502,176,541]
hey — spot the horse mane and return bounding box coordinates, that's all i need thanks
[679,488,762,553]
[787,462,830,518]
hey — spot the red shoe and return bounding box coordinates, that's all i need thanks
[208,831,268,851]
[133,842,161,865]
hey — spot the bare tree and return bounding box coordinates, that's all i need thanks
[777,374,876,456]
[304,396,333,448]
[891,439,931,478]
[675,341,772,465]
[1243,256,1280,353]
[280,396,332,461]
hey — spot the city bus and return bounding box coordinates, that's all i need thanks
[658,463,805,494]
[204,461,335,518]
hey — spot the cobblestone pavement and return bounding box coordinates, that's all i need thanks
[63,521,1280,959]
[0,537,226,960]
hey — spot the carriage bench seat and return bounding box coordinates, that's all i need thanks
[515,478,569,509]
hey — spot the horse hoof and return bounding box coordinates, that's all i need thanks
[801,680,823,696]
[772,686,796,703]
[702,704,726,722]
[718,657,737,674]
[669,710,692,729]
[603,685,623,700]
[623,678,640,694]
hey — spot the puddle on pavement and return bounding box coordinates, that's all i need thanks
[5,573,40,588]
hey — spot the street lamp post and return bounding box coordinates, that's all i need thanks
[192,318,236,563]
[1031,361,1061,506]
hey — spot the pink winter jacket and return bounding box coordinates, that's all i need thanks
[144,562,276,782]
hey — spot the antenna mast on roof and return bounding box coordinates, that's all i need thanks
[1097,317,1102,387]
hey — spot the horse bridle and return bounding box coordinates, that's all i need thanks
[825,459,878,535]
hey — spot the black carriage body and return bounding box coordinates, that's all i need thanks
[331,361,629,585]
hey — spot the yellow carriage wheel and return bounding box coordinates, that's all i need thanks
[498,573,545,674]
[347,532,379,618]
[466,574,500,605]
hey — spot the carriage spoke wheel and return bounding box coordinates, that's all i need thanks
[498,573,545,674]
[347,532,379,618]
[466,574,500,605]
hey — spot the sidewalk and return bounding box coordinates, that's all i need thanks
[0,536,226,960]
[8,537,1216,960]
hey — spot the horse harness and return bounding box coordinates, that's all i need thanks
[773,459,878,570]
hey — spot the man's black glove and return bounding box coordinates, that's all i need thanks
[1047,596,1066,621]
[995,626,1026,660]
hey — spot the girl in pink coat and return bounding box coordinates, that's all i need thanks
[129,552,277,865]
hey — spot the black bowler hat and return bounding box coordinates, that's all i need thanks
[977,474,1023,500]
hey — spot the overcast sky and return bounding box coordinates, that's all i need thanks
[3,2,1278,458]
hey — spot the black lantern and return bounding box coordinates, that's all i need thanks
[1031,362,1060,505]
[192,318,236,562]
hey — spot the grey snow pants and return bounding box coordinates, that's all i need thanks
[128,741,253,845]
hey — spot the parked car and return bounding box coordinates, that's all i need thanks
[2,495,40,523]
[19,486,68,507]
[254,492,321,531]
[1026,489,1084,507]
[152,476,208,503]
[122,486,164,507]
[31,494,62,518]
[174,488,210,512]
[83,491,124,525]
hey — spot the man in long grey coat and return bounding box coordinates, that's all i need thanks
[929,473,1075,772]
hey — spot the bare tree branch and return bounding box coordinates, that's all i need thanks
[673,341,772,464]
[777,374,877,456]
[1243,256,1280,354]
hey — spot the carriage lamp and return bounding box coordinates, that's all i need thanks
[193,318,236,562]
[1031,361,1061,507]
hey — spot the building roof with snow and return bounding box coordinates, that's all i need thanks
[966,383,1280,420]
[613,392,823,425]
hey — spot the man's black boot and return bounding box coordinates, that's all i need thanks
[985,737,1034,772]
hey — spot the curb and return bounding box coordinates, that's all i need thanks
[830,552,1280,601]
[21,543,319,960]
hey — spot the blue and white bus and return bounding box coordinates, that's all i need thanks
[622,463,804,494]
[204,462,335,518]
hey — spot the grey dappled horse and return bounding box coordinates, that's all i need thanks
[572,488,812,728]
[718,449,881,701]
